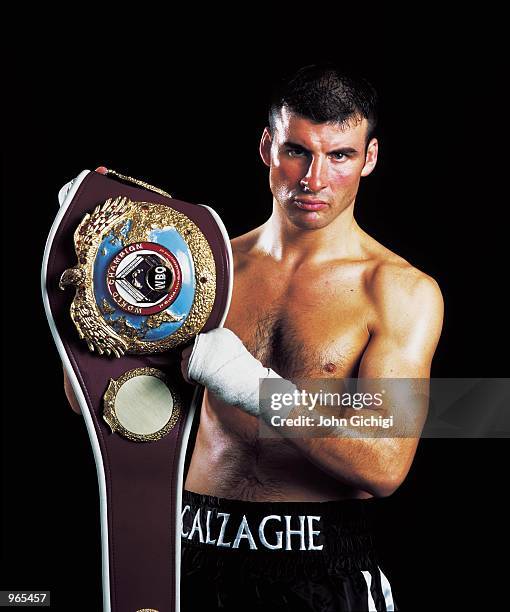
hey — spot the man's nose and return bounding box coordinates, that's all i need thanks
[300,156,328,192]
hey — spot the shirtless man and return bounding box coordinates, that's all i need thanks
[178,65,444,611]
[64,65,443,611]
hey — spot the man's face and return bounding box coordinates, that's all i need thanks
[260,107,378,230]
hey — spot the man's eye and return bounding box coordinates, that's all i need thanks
[330,152,345,161]
[287,148,306,157]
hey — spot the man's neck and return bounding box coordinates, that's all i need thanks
[255,200,364,266]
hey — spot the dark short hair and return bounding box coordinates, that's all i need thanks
[268,64,378,143]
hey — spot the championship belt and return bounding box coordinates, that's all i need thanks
[41,168,233,612]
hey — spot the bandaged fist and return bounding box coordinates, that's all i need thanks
[182,327,281,417]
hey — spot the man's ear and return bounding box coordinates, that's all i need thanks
[361,138,378,177]
[259,127,272,167]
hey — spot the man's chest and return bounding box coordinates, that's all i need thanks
[223,260,372,378]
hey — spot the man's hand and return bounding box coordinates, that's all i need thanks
[181,328,285,417]
[63,366,82,414]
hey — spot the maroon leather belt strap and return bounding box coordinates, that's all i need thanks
[41,169,232,612]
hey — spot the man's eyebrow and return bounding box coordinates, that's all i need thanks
[282,141,359,155]
[328,146,358,155]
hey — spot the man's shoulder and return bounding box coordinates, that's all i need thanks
[229,228,265,272]
[364,243,444,334]
[371,257,441,300]
[230,228,261,253]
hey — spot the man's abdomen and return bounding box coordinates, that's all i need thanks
[185,395,371,502]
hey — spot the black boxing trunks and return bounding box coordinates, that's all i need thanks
[180,490,397,612]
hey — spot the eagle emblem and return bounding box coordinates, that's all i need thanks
[59,195,216,357]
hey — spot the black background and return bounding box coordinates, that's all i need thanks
[2,17,508,611]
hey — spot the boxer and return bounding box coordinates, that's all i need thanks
[178,64,444,611]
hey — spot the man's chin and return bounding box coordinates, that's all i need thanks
[287,210,331,231]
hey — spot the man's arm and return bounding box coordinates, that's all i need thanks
[285,269,444,497]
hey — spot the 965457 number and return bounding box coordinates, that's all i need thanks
[0,592,50,607]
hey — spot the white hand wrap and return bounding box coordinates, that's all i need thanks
[187,328,292,417]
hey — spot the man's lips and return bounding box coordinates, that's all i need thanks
[293,198,328,211]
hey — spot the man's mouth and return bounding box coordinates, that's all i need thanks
[293,198,328,211]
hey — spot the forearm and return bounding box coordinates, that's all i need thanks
[265,402,412,497]
[258,373,425,496]
[187,328,418,497]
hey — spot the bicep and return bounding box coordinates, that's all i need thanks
[359,275,444,379]
[358,331,433,378]
[355,276,444,455]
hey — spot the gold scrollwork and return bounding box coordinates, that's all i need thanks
[104,167,172,199]
[60,195,216,356]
